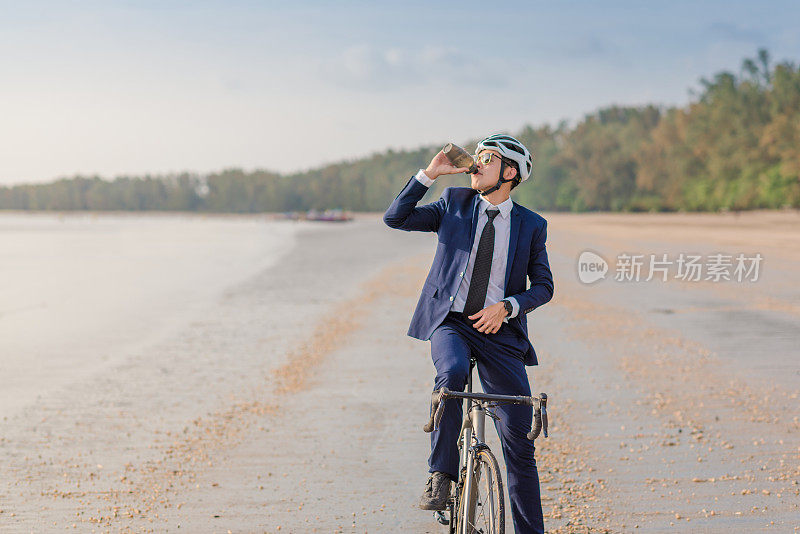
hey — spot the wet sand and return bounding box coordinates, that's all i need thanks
[1,211,798,532]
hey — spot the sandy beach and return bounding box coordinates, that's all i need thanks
[1,210,798,533]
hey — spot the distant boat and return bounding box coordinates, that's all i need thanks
[278,209,353,222]
[304,209,353,222]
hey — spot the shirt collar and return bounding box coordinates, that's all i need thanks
[479,195,513,219]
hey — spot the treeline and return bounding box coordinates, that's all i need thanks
[1,50,798,213]
[509,49,800,212]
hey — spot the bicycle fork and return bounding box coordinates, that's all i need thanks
[460,402,487,533]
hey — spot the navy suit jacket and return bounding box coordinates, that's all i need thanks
[383,176,554,366]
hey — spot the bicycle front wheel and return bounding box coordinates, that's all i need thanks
[456,448,505,534]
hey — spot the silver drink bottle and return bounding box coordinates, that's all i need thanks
[442,143,478,174]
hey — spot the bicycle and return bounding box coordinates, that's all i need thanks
[423,357,549,534]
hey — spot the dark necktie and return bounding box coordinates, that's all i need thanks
[463,208,500,318]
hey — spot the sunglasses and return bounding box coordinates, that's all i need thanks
[475,152,505,166]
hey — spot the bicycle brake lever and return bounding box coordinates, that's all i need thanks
[484,408,501,422]
[540,393,548,438]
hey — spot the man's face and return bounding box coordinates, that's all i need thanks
[471,149,510,192]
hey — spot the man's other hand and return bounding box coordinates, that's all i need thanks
[424,151,471,181]
[467,302,508,334]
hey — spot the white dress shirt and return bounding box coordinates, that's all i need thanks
[414,170,520,318]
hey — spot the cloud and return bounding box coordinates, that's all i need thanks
[561,34,611,59]
[339,45,379,81]
[708,22,766,43]
[322,44,509,91]
[383,47,404,66]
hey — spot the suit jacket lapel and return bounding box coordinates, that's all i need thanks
[505,203,521,289]
[468,193,481,250]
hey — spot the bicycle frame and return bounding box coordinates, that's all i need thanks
[424,359,548,534]
[458,365,488,534]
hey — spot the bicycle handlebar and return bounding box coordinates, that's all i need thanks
[422,387,449,433]
[423,387,549,441]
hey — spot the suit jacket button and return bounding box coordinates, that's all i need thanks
[460,272,464,277]
[449,296,454,301]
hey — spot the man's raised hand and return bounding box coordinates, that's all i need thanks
[424,151,471,181]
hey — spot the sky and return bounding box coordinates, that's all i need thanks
[1,0,799,185]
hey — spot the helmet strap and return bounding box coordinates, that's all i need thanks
[479,159,515,195]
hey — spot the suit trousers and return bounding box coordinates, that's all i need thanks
[428,311,544,534]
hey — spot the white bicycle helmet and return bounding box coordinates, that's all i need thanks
[475,134,533,184]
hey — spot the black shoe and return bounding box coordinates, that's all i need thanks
[419,471,451,511]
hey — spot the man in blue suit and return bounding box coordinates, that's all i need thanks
[383,134,553,533]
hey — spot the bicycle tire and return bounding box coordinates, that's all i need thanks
[456,449,505,534]
[449,484,459,534]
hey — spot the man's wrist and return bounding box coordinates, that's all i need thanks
[423,168,439,181]
[415,169,436,187]
[503,297,519,318]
